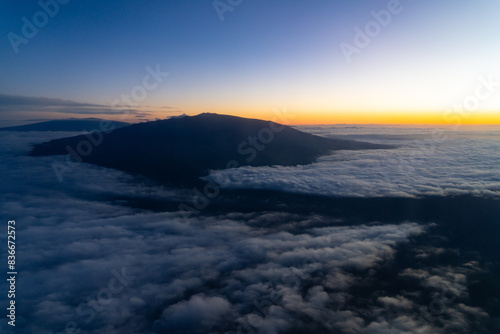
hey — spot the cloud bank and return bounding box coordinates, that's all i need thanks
[0,131,498,333]
[0,94,155,128]
[206,127,500,198]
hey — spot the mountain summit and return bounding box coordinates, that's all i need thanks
[30,113,391,185]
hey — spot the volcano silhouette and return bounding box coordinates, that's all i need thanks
[30,113,392,185]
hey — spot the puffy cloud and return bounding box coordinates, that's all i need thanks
[377,295,414,310]
[0,131,497,334]
[156,294,232,333]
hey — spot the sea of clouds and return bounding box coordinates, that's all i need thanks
[206,125,500,198]
[0,128,498,333]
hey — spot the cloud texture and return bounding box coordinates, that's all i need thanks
[206,126,500,198]
[0,130,498,333]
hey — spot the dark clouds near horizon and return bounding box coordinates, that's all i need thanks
[0,131,499,334]
[0,94,154,125]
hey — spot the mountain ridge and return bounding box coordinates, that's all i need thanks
[0,118,130,132]
[30,113,393,185]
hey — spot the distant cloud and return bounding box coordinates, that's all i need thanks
[0,93,153,117]
[205,129,500,198]
[0,94,103,108]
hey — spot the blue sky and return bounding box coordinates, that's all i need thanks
[1,0,500,124]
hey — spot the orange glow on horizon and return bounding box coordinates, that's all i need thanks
[284,112,500,126]
[94,107,500,127]
[233,110,500,126]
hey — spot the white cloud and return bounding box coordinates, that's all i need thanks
[205,127,500,198]
[0,131,496,333]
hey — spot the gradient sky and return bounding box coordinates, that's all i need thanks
[1,0,500,125]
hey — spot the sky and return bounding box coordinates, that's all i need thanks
[1,0,500,125]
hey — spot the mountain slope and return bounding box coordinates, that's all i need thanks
[0,119,130,132]
[30,113,392,185]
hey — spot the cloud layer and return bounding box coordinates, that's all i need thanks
[206,126,500,198]
[0,94,155,128]
[0,131,498,333]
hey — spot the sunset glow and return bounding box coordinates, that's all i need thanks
[2,1,500,126]
[3,2,500,333]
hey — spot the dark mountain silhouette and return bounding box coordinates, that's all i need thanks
[0,118,129,132]
[30,113,393,185]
